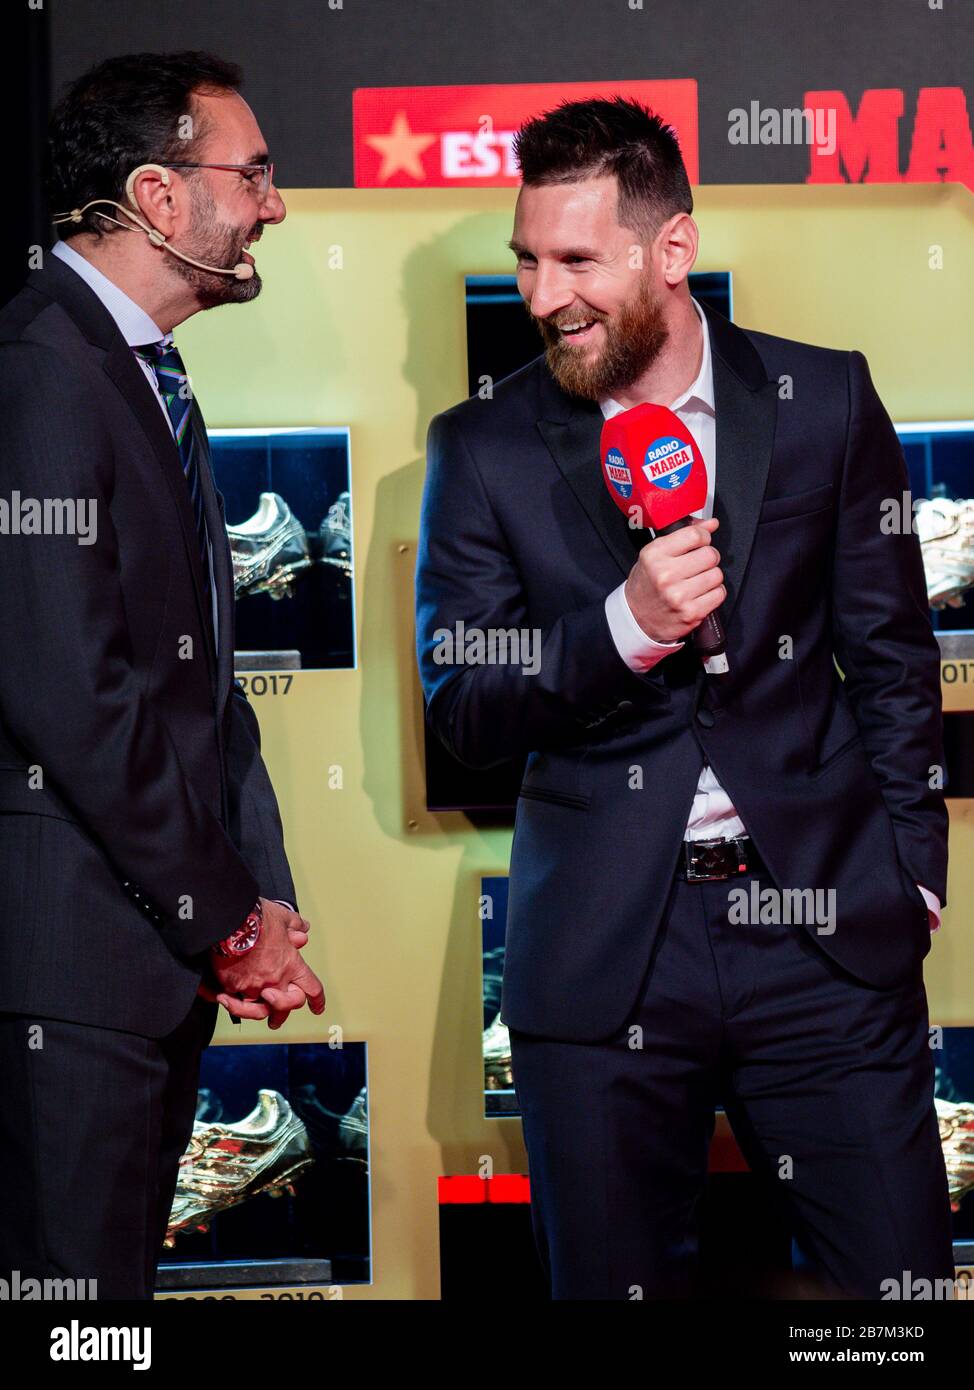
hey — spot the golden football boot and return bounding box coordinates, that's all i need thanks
[164,1089,313,1245]
[936,1097,974,1212]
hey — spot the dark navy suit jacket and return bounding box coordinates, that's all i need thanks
[0,257,296,1037]
[416,302,947,1042]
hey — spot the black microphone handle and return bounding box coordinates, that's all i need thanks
[652,516,727,666]
[691,609,726,663]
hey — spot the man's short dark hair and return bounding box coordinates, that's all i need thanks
[48,50,243,240]
[513,96,693,241]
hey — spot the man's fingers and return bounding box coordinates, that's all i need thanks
[654,517,718,556]
[260,982,308,1012]
[674,567,725,603]
[296,963,327,1015]
[220,957,326,1031]
[217,993,271,1020]
[264,968,326,1019]
[274,902,311,935]
[660,544,721,581]
[261,981,311,1031]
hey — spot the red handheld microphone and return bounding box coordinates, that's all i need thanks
[601,402,729,674]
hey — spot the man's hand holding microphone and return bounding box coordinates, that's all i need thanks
[624,515,725,645]
[602,402,729,673]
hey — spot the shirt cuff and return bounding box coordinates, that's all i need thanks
[274,899,296,912]
[917,884,941,933]
[605,582,685,673]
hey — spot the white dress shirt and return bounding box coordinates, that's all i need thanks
[599,298,940,929]
[51,239,219,645]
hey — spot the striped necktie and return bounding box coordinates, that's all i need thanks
[133,340,211,594]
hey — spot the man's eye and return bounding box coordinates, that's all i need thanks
[242,170,261,185]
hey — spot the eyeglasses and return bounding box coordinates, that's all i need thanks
[162,162,275,199]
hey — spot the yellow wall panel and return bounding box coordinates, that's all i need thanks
[175,182,974,1299]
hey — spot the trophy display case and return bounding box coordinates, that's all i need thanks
[156,1040,370,1293]
[210,426,355,672]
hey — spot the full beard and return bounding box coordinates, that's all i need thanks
[533,274,669,401]
[168,181,262,307]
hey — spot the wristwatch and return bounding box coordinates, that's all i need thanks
[211,900,263,958]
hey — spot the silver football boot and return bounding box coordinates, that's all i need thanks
[483,1012,513,1090]
[226,492,312,600]
[319,490,352,576]
[291,1083,368,1167]
[914,497,974,610]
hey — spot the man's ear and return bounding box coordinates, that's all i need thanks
[125,163,178,236]
[659,212,698,288]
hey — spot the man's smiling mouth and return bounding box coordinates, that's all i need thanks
[557,319,599,342]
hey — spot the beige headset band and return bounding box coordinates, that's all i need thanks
[124,163,172,210]
[53,164,172,243]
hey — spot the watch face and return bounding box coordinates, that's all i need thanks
[231,921,261,952]
[213,911,262,956]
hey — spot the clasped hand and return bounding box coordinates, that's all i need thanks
[198,897,326,1030]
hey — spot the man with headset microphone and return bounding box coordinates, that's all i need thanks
[0,51,323,1299]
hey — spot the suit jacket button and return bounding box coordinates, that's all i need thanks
[696,708,716,728]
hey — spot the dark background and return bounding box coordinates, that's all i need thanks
[11,1,972,309]
[45,0,972,187]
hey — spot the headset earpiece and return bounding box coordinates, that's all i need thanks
[124,163,172,211]
[54,162,251,279]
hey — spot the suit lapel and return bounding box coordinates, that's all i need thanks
[190,404,236,720]
[30,259,220,687]
[537,404,644,577]
[536,302,777,625]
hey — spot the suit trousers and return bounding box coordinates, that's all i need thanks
[0,993,218,1300]
[509,870,954,1300]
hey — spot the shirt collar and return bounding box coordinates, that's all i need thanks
[51,240,171,349]
[599,295,714,420]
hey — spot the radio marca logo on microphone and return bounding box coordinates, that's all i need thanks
[643,435,694,491]
[604,447,633,501]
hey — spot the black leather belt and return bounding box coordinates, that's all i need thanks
[676,836,768,883]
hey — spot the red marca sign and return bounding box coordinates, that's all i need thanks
[805,88,974,193]
[353,80,699,187]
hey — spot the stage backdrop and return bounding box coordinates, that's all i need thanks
[49,0,973,192]
[153,179,974,1299]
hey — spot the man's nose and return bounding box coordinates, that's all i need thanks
[529,263,574,321]
[260,181,287,225]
